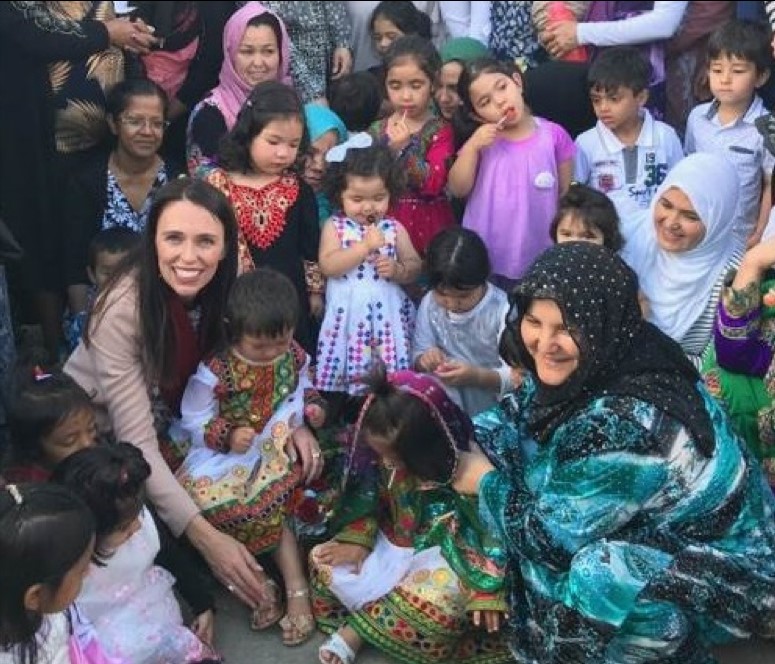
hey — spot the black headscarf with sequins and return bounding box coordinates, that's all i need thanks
[502,243,715,457]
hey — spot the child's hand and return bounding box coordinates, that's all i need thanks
[363,225,386,252]
[229,426,254,454]
[309,293,324,319]
[374,255,398,280]
[312,541,370,573]
[304,403,326,429]
[190,609,215,647]
[418,347,447,372]
[471,609,505,633]
[434,359,476,386]
[468,123,499,152]
[386,111,412,151]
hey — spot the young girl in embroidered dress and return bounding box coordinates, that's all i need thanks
[177,268,326,647]
[315,143,421,397]
[369,35,455,256]
[205,80,323,355]
[311,367,510,664]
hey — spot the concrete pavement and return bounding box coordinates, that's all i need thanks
[213,589,775,663]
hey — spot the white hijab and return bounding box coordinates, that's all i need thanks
[633,153,740,342]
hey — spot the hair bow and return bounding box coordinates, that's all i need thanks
[325,132,373,163]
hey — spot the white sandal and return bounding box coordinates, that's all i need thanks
[319,631,356,664]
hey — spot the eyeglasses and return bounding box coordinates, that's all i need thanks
[118,115,170,132]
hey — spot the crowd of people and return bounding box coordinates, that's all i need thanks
[3,2,775,664]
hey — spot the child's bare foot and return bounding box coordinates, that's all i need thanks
[279,587,315,646]
[319,625,362,664]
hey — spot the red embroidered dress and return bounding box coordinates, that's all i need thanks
[205,168,323,354]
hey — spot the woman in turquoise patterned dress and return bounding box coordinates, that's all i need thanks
[454,242,775,663]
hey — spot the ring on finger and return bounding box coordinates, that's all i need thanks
[226,583,236,593]
[312,451,321,459]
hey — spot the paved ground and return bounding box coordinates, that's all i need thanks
[213,588,775,663]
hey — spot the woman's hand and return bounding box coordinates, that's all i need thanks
[289,425,324,483]
[104,17,157,54]
[544,20,579,59]
[471,609,505,633]
[331,47,353,79]
[312,541,370,572]
[735,236,775,288]
[185,515,267,609]
[453,451,495,495]
[190,609,215,647]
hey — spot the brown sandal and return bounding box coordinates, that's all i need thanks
[250,579,283,630]
[279,587,316,647]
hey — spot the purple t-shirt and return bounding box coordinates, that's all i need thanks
[462,118,575,279]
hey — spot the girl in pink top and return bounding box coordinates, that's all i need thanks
[449,59,575,287]
[369,35,455,256]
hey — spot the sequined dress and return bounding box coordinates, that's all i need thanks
[77,507,214,663]
[315,214,415,393]
[176,343,314,554]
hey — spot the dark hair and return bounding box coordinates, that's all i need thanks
[708,19,771,74]
[588,47,651,95]
[329,72,382,132]
[369,1,432,40]
[454,57,522,148]
[51,443,150,564]
[383,34,441,86]
[550,183,624,252]
[226,268,299,342]
[106,77,169,120]
[360,364,455,483]
[247,11,284,69]
[323,143,405,210]
[0,483,94,664]
[6,368,93,466]
[218,80,308,174]
[426,227,490,290]
[87,227,140,272]
[86,177,238,390]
